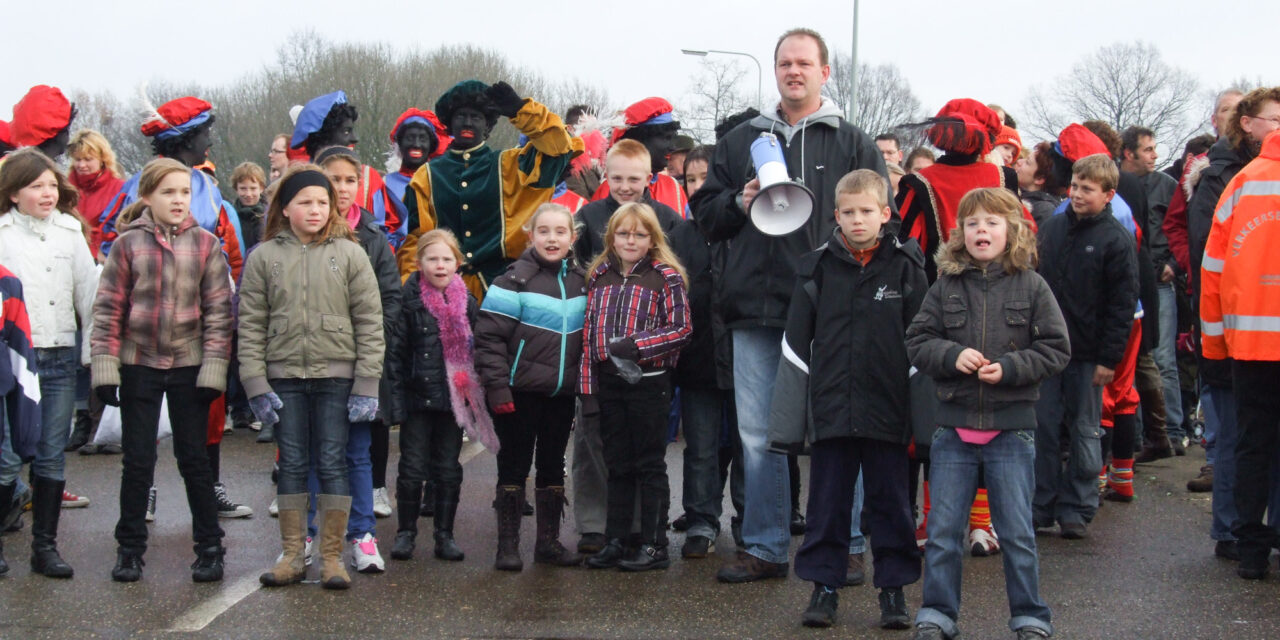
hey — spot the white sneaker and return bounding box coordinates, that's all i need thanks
[223,415,234,433]
[214,482,254,518]
[145,486,157,522]
[372,487,392,518]
[268,497,279,517]
[275,536,314,566]
[349,532,385,573]
[969,526,1001,557]
[250,420,263,432]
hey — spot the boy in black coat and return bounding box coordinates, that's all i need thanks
[767,170,926,630]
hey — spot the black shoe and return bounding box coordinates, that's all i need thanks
[577,532,607,554]
[65,411,91,451]
[112,552,144,582]
[1060,521,1088,540]
[682,535,715,559]
[1215,540,1240,561]
[671,514,690,532]
[585,539,625,569]
[790,509,806,536]
[878,587,910,630]
[618,543,670,571]
[523,500,534,517]
[731,517,744,548]
[191,545,225,583]
[801,584,838,628]
[1238,552,1270,580]
[433,532,465,562]
[391,531,415,560]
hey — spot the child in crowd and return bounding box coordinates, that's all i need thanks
[475,203,587,571]
[574,139,683,260]
[580,203,690,571]
[0,262,41,577]
[230,161,267,254]
[906,187,1070,640]
[767,169,925,630]
[239,165,384,590]
[0,149,98,579]
[1032,155,1137,540]
[387,229,490,563]
[90,158,234,583]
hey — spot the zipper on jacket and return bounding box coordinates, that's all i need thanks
[301,243,310,378]
[510,338,527,386]
[553,259,568,396]
[978,268,988,429]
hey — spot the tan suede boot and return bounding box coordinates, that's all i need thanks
[259,494,309,587]
[318,494,352,590]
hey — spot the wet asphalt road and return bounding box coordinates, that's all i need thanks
[1,429,1279,640]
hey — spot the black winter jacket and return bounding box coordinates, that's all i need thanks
[766,232,927,450]
[1116,171,1160,352]
[473,248,587,406]
[389,271,479,413]
[234,199,265,253]
[1022,190,1061,230]
[690,100,890,330]
[573,192,683,263]
[353,210,405,423]
[668,220,720,390]
[1036,203,1138,369]
[906,258,1071,431]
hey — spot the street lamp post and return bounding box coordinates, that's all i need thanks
[681,48,763,111]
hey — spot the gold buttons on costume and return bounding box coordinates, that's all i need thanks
[462,204,469,210]
[465,231,472,237]
[463,153,471,160]
[461,181,468,187]
[466,252,473,258]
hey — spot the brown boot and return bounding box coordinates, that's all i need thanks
[1187,465,1214,492]
[259,493,309,587]
[494,485,524,571]
[534,487,583,566]
[318,494,352,590]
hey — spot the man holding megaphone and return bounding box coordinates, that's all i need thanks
[690,27,893,587]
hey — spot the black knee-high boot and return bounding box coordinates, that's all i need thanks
[30,477,73,578]
[391,479,421,560]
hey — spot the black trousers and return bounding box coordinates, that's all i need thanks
[115,365,223,555]
[795,436,921,589]
[1231,360,1280,558]
[397,409,463,492]
[600,373,672,544]
[494,392,575,489]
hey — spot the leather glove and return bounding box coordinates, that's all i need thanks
[607,337,643,384]
[347,395,379,423]
[493,402,516,415]
[250,392,283,427]
[579,395,600,418]
[96,385,120,407]
[486,81,526,118]
[196,387,222,404]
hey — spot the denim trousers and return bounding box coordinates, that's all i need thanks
[273,378,353,496]
[114,365,223,555]
[495,393,574,489]
[600,372,672,544]
[918,428,1052,638]
[1154,283,1184,438]
[732,327,792,564]
[1033,360,1102,526]
[307,420,373,540]
[681,386,729,539]
[1204,384,1239,541]
[849,471,866,554]
[32,347,77,481]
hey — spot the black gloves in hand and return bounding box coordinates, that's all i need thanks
[96,385,120,407]
[486,81,526,118]
[196,387,222,404]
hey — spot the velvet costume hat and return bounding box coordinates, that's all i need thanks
[10,85,73,147]
[434,81,498,135]
[924,98,1002,156]
[1054,123,1110,162]
[291,91,347,150]
[611,97,679,145]
[140,97,213,139]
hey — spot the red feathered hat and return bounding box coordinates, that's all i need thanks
[0,120,12,147]
[10,85,73,147]
[926,98,1002,156]
[1055,124,1110,162]
[141,97,213,138]
[388,108,451,159]
[612,97,677,145]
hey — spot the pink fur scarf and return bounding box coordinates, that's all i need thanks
[419,274,499,453]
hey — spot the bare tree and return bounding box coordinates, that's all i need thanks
[824,52,924,146]
[679,58,752,143]
[1021,41,1200,160]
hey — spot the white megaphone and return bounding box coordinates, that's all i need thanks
[748,132,815,236]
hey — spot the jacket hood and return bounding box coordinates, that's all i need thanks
[751,98,845,144]
[823,227,923,268]
[118,207,200,235]
[1207,136,1253,170]
[1183,154,1211,198]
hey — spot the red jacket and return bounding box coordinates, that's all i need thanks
[1162,153,1204,280]
[69,169,126,259]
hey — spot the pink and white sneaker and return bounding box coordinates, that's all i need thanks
[969,526,1001,557]
[349,533,385,574]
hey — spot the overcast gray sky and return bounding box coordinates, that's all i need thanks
[4,0,1276,144]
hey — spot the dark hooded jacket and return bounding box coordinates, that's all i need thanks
[389,271,479,412]
[352,209,405,423]
[573,191,683,263]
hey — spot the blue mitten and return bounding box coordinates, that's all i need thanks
[348,395,379,423]
[250,392,283,427]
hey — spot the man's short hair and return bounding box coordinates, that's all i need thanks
[565,104,593,126]
[1072,154,1119,192]
[774,28,829,66]
[1184,133,1216,157]
[1120,125,1155,155]
[875,132,901,148]
[231,161,267,188]
[606,138,651,169]
[834,169,888,209]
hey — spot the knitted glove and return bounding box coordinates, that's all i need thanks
[348,395,379,423]
[250,392,283,427]
[196,387,222,404]
[493,402,516,415]
[486,81,526,118]
[96,385,120,407]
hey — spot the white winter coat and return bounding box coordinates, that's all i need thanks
[0,211,97,364]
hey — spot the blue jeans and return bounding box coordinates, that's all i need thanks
[273,378,353,496]
[0,407,22,486]
[33,347,77,481]
[732,328,791,564]
[307,420,373,539]
[849,471,866,554]
[1204,385,1238,541]
[681,387,727,540]
[1154,284,1184,439]
[1034,361,1102,526]
[918,428,1052,638]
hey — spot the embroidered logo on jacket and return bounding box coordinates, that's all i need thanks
[874,285,901,301]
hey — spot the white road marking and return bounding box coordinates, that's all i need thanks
[167,572,261,632]
[458,440,485,465]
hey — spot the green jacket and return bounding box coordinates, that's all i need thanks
[237,229,384,399]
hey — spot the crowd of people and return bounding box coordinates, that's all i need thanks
[0,25,1278,640]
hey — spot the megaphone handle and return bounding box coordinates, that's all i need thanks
[742,177,761,214]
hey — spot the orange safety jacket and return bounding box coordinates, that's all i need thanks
[1200,131,1280,361]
